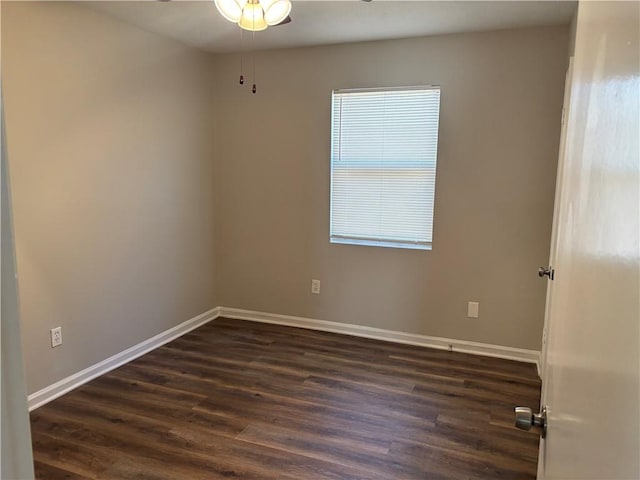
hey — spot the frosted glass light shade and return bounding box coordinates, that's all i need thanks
[214,0,243,23]
[264,0,291,25]
[238,2,268,31]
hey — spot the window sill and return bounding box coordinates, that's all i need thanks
[330,237,432,251]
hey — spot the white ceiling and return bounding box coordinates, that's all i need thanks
[88,0,576,53]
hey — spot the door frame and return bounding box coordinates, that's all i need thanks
[535,56,574,478]
[538,56,574,380]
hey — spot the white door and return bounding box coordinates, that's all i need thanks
[536,1,640,479]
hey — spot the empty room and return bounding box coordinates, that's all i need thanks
[1,1,638,479]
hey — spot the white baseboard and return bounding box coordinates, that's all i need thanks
[29,305,540,411]
[27,307,220,411]
[219,307,541,366]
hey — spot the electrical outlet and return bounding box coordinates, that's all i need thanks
[51,326,62,348]
[311,279,321,295]
[467,302,479,318]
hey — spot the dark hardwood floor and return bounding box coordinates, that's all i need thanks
[31,317,541,480]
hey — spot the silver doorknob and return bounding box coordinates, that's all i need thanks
[515,406,547,438]
[538,266,555,280]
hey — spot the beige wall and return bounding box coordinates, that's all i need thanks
[2,2,217,394]
[3,1,568,396]
[214,27,568,351]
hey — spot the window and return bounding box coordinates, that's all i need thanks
[330,86,441,250]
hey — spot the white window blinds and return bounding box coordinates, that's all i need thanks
[330,86,441,250]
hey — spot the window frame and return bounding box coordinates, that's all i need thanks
[329,85,442,251]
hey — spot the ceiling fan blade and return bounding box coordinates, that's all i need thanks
[274,15,292,26]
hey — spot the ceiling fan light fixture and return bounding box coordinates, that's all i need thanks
[214,0,291,31]
[214,0,244,23]
[214,0,292,93]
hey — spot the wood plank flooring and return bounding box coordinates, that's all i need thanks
[31,317,542,480]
